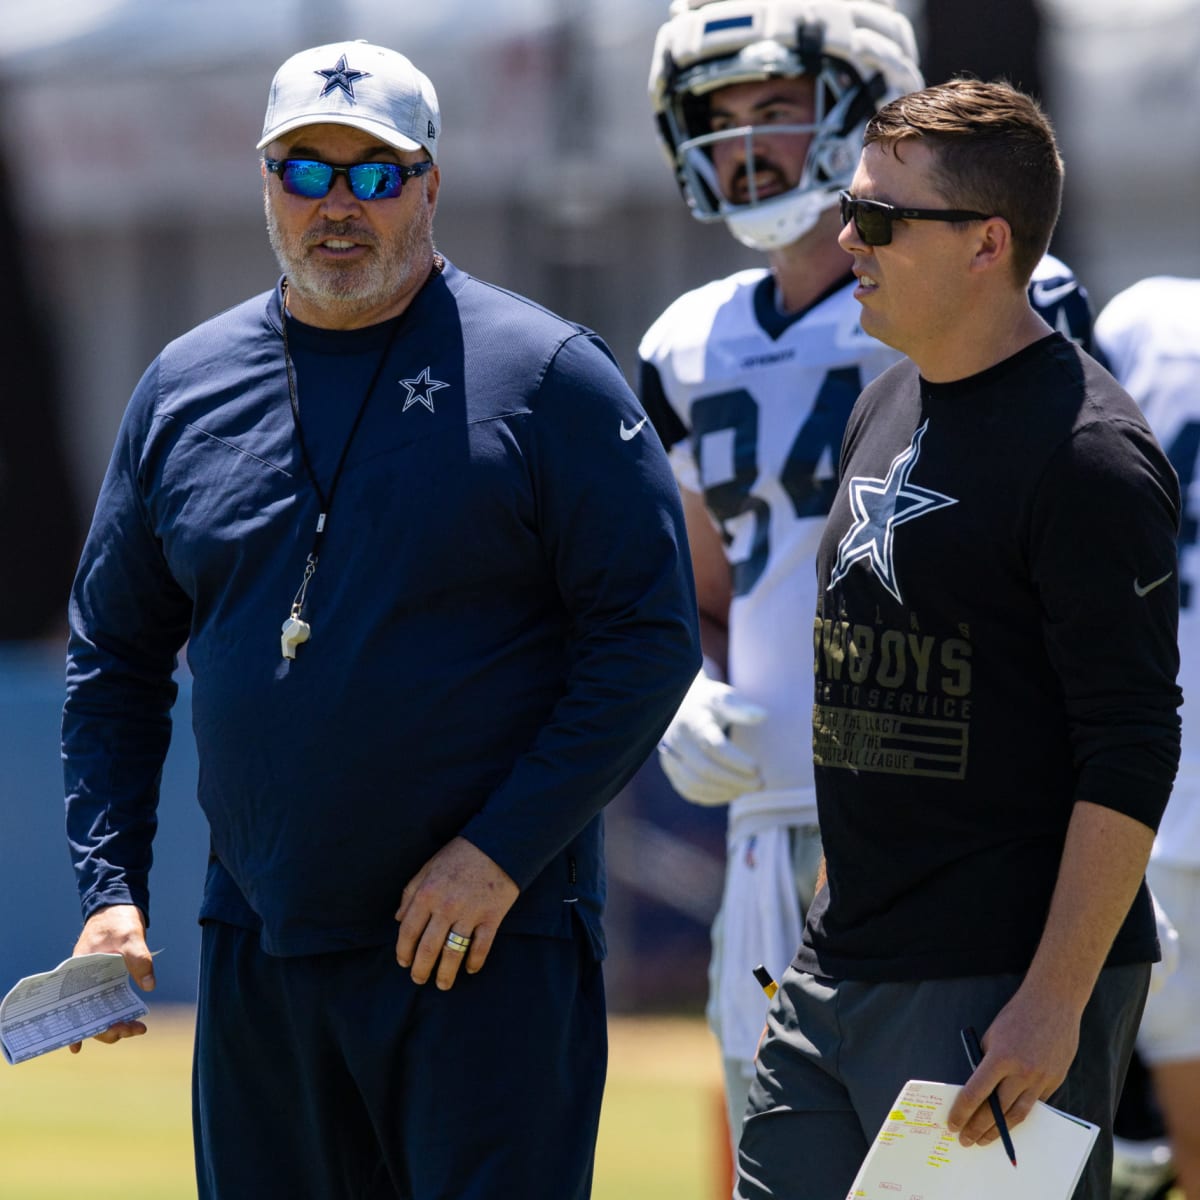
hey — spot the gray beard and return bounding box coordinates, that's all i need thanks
[264,191,435,322]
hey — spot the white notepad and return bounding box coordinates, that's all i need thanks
[847,1079,1099,1200]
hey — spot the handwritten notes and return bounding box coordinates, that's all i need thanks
[846,1080,1099,1200]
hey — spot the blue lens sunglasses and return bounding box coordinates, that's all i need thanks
[265,157,434,201]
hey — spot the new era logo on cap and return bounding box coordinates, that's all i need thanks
[258,40,440,161]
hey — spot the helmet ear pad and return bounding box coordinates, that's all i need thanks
[674,90,714,197]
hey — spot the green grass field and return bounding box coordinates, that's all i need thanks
[3,1012,1179,1200]
[0,1008,728,1200]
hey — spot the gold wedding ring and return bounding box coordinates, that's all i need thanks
[444,931,472,953]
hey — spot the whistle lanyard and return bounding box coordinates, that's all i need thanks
[277,281,403,658]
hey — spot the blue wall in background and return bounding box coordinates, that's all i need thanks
[1,645,206,1004]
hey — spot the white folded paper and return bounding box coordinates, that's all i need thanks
[1,953,148,1065]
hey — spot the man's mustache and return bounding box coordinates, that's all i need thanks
[303,223,378,246]
[730,157,788,197]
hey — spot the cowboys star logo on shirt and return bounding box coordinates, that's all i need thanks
[827,421,957,604]
[399,367,448,413]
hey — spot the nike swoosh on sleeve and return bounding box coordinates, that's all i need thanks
[1133,571,1174,598]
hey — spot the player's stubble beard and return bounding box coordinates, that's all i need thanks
[265,184,436,324]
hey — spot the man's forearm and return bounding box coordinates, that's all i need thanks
[1021,799,1155,1014]
[946,799,1156,1140]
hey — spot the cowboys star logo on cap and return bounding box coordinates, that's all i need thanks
[258,41,442,161]
[314,55,370,100]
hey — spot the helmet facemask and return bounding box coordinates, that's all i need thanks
[649,1,923,251]
[665,54,881,249]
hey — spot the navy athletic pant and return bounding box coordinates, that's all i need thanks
[192,920,607,1199]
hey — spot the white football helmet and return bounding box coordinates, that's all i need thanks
[649,0,923,250]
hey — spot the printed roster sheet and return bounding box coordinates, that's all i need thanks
[0,953,148,1065]
[847,1079,1099,1200]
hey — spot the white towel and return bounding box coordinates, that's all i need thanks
[709,823,805,1065]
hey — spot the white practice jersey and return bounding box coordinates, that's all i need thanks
[1096,275,1200,867]
[640,254,1093,829]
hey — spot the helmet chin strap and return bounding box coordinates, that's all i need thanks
[723,186,838,251]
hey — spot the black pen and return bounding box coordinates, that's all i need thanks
[960,1025,1017,1167]
[752,964,778,999]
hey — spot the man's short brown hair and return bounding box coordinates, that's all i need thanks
[864,78,1063,286]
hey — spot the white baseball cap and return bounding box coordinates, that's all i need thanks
[258,40,440,161]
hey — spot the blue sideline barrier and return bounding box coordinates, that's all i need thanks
[2,645,724,1014]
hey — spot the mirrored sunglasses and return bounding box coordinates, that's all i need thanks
[265,157,434,201]
[838,190,990,246]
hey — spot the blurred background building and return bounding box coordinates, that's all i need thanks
[2,0,1198,1009]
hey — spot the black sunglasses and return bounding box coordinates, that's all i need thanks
[838,190,990,246]
[264,157,434,201]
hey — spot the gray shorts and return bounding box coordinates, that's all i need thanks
[736,963,1150,1200]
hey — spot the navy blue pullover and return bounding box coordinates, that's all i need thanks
[64,262,700,957]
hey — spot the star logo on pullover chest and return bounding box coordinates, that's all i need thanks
[827,420,958,605]
[399,367,448,413]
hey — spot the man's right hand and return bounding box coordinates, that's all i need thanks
[69,904,154,1053]
[658,670,767,806]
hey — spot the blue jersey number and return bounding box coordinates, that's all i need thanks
[690,367,861,596]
